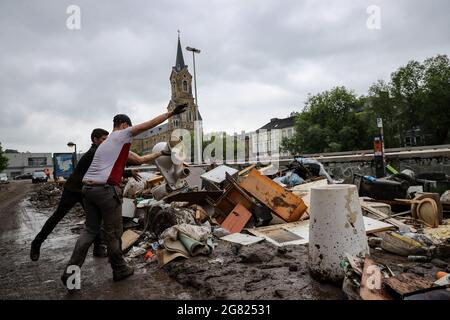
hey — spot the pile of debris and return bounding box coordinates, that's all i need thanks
[117,143,324,272]
[336,168,450,300]
[342,253,450,300]
[29,183,85,233]
[98,142,450,300]
[29,183,64,209]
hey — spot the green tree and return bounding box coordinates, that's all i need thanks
[422,55,450,144]
[283,54,450,154]
[389,59,427,144]
[0,143,9,172]
[283,87,374,154]
[367,80,403,147]
[368,54,450,145]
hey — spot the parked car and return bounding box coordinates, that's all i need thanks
[14,172,33,180]
[0,173,8,184]
[32,171,48,184]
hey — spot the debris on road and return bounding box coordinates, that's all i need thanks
[25,153,450,300]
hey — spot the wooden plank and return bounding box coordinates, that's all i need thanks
[362,198,412,207]
[239,168,307,222]
[360,256,393,300]
[361,203,411,231]
[121,230,140,252]
[384,273,434,298]
[393,198,422,205]
[258,164,277,176]
[221,203,253,233]
[364,217,396,233]
[238,164,256,176]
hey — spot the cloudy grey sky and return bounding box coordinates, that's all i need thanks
[1,0,449,153]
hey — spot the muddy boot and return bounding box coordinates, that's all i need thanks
[93,244,108,258]
[30,240,42,261]
[113,265,134,282]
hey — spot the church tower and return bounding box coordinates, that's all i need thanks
[167,34,200,131]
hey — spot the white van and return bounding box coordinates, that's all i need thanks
[0,173,8,184]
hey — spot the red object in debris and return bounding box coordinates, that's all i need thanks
[144,250,154,261]
[373,137,383,156]
[221,203,252,234]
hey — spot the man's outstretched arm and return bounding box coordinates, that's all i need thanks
[127,151,164,165]
[130,104,188,137]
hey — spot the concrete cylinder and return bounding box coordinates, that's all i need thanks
[308,184,369,284]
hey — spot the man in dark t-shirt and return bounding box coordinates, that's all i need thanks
[30,129,110,261]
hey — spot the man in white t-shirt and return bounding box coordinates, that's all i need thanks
[61,104,187,287]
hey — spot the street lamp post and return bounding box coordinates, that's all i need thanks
[186,46,201,112]
[67,142,77,167]
[186,46,202,164]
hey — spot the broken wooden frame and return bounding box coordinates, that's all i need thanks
[206,172,255,224]
[221,203,253,234]
[239,168,307,222]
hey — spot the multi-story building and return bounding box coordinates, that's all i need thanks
[3,152,53,179]
[252,116,296,158]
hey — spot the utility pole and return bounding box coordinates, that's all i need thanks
[374,118,386,178]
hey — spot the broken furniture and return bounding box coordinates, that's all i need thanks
[239,168,307,222]
[200,165,238,191]
[221,203,253,234]
[184,165,209,189]
[357,175,409,201]
[206,172,255,224]
[411,192,443,228]
[163,190,223,206]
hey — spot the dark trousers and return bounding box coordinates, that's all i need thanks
[66,185,126,271]
[34,188,103,248]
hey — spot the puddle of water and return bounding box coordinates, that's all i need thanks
[1,199,50,243]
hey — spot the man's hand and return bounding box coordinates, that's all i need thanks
[131,170,142,182]
[171,103,188,116]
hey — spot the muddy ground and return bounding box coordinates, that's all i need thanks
[0,181,448,300]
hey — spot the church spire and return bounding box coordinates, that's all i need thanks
[174,31,186,72]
